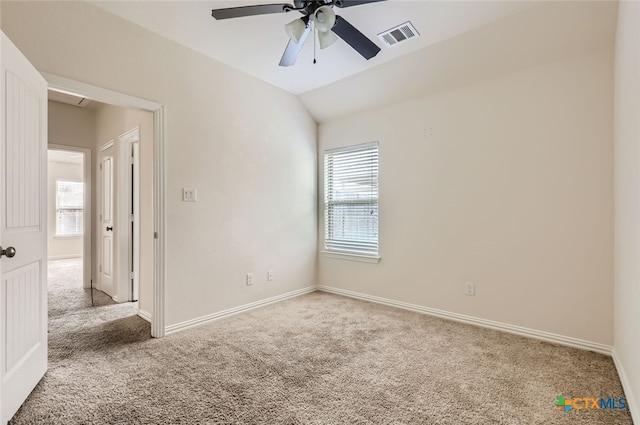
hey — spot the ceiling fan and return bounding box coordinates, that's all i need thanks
[211,0,387,67]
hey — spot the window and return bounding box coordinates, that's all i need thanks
[324,142,379,259]
[56,181,83,236]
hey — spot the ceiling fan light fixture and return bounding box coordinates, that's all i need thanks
[314,5,336,33]
[318,30,339,49]
[211,0,387,67]
[284,18,308,44]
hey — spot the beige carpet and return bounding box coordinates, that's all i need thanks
[9,262,633,424]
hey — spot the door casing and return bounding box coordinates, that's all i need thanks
[116,126,140,304]
[43,73,166,338]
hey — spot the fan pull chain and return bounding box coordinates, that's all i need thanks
[313,21,317,64]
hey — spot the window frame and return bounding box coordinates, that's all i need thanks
[322,142,380,263]
[55,179,84,237]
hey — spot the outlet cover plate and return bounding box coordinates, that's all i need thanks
[465,282,475,296]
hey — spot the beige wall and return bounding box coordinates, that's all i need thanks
[48,101,95,151]
[614,1,640,420]
[1,1,317,327]
[318,48,614,345]
[94,103,154,317]
[47,159,83,259]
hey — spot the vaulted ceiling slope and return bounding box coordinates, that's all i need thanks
[89,1,617,122]
[301,1,618,122]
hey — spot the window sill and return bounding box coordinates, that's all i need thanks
[54,235,83,239]
[321,250,380,264]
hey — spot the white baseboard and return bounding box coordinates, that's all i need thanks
[138,309,152,323]
[165,286,316,335]
[612,348,639,423]
[317,285,613,356]
[48,255,82,261]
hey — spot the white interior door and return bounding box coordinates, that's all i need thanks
[117,128,140,304]
[0,32,48,423]
[99,144,115,298]
[131,140,140,302]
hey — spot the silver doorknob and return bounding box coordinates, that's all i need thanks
[0,246,16,259]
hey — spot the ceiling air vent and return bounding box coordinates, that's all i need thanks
[378,21,419,47]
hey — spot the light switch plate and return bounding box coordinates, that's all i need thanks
[182,188,197,202]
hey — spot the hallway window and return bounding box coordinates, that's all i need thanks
[56,180,83,236]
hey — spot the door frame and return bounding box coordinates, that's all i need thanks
[44,73,166,338]
[116,126,140,304]
[48,144,92,289]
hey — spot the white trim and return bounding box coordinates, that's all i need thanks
[115,126,140,304]
[325,141,378,155]
[317,285,613,355]
[48,144,92,289]
[153,106,166,338]
[132,140,140,302]
[612,348,639,422]
[165,287,316,335]
[138,309,152,324]
[43,72,166,339]
[47,254,82,261]
[100,140,115,152]
[44,73,160,112]
[321,250,380,263]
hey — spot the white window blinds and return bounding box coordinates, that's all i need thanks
[324,142,379,255]
[56,181,83,236]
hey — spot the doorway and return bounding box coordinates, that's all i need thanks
[119,127,141,305]
[46,73,165,338]
[47,146,91,292]
[96,130,141,306]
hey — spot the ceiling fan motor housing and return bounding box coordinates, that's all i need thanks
[295,0,336,16]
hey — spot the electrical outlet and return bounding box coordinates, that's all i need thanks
[465,282,475,296]
[267,270,273,281]
[246,273,254,286]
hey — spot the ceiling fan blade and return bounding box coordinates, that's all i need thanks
[279,26,311,67]
[334,0,387,8]
[212,4,294,20]
[331,15,381,60]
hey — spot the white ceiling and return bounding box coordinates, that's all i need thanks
[88,0,617,122]
[89,0,538,94]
